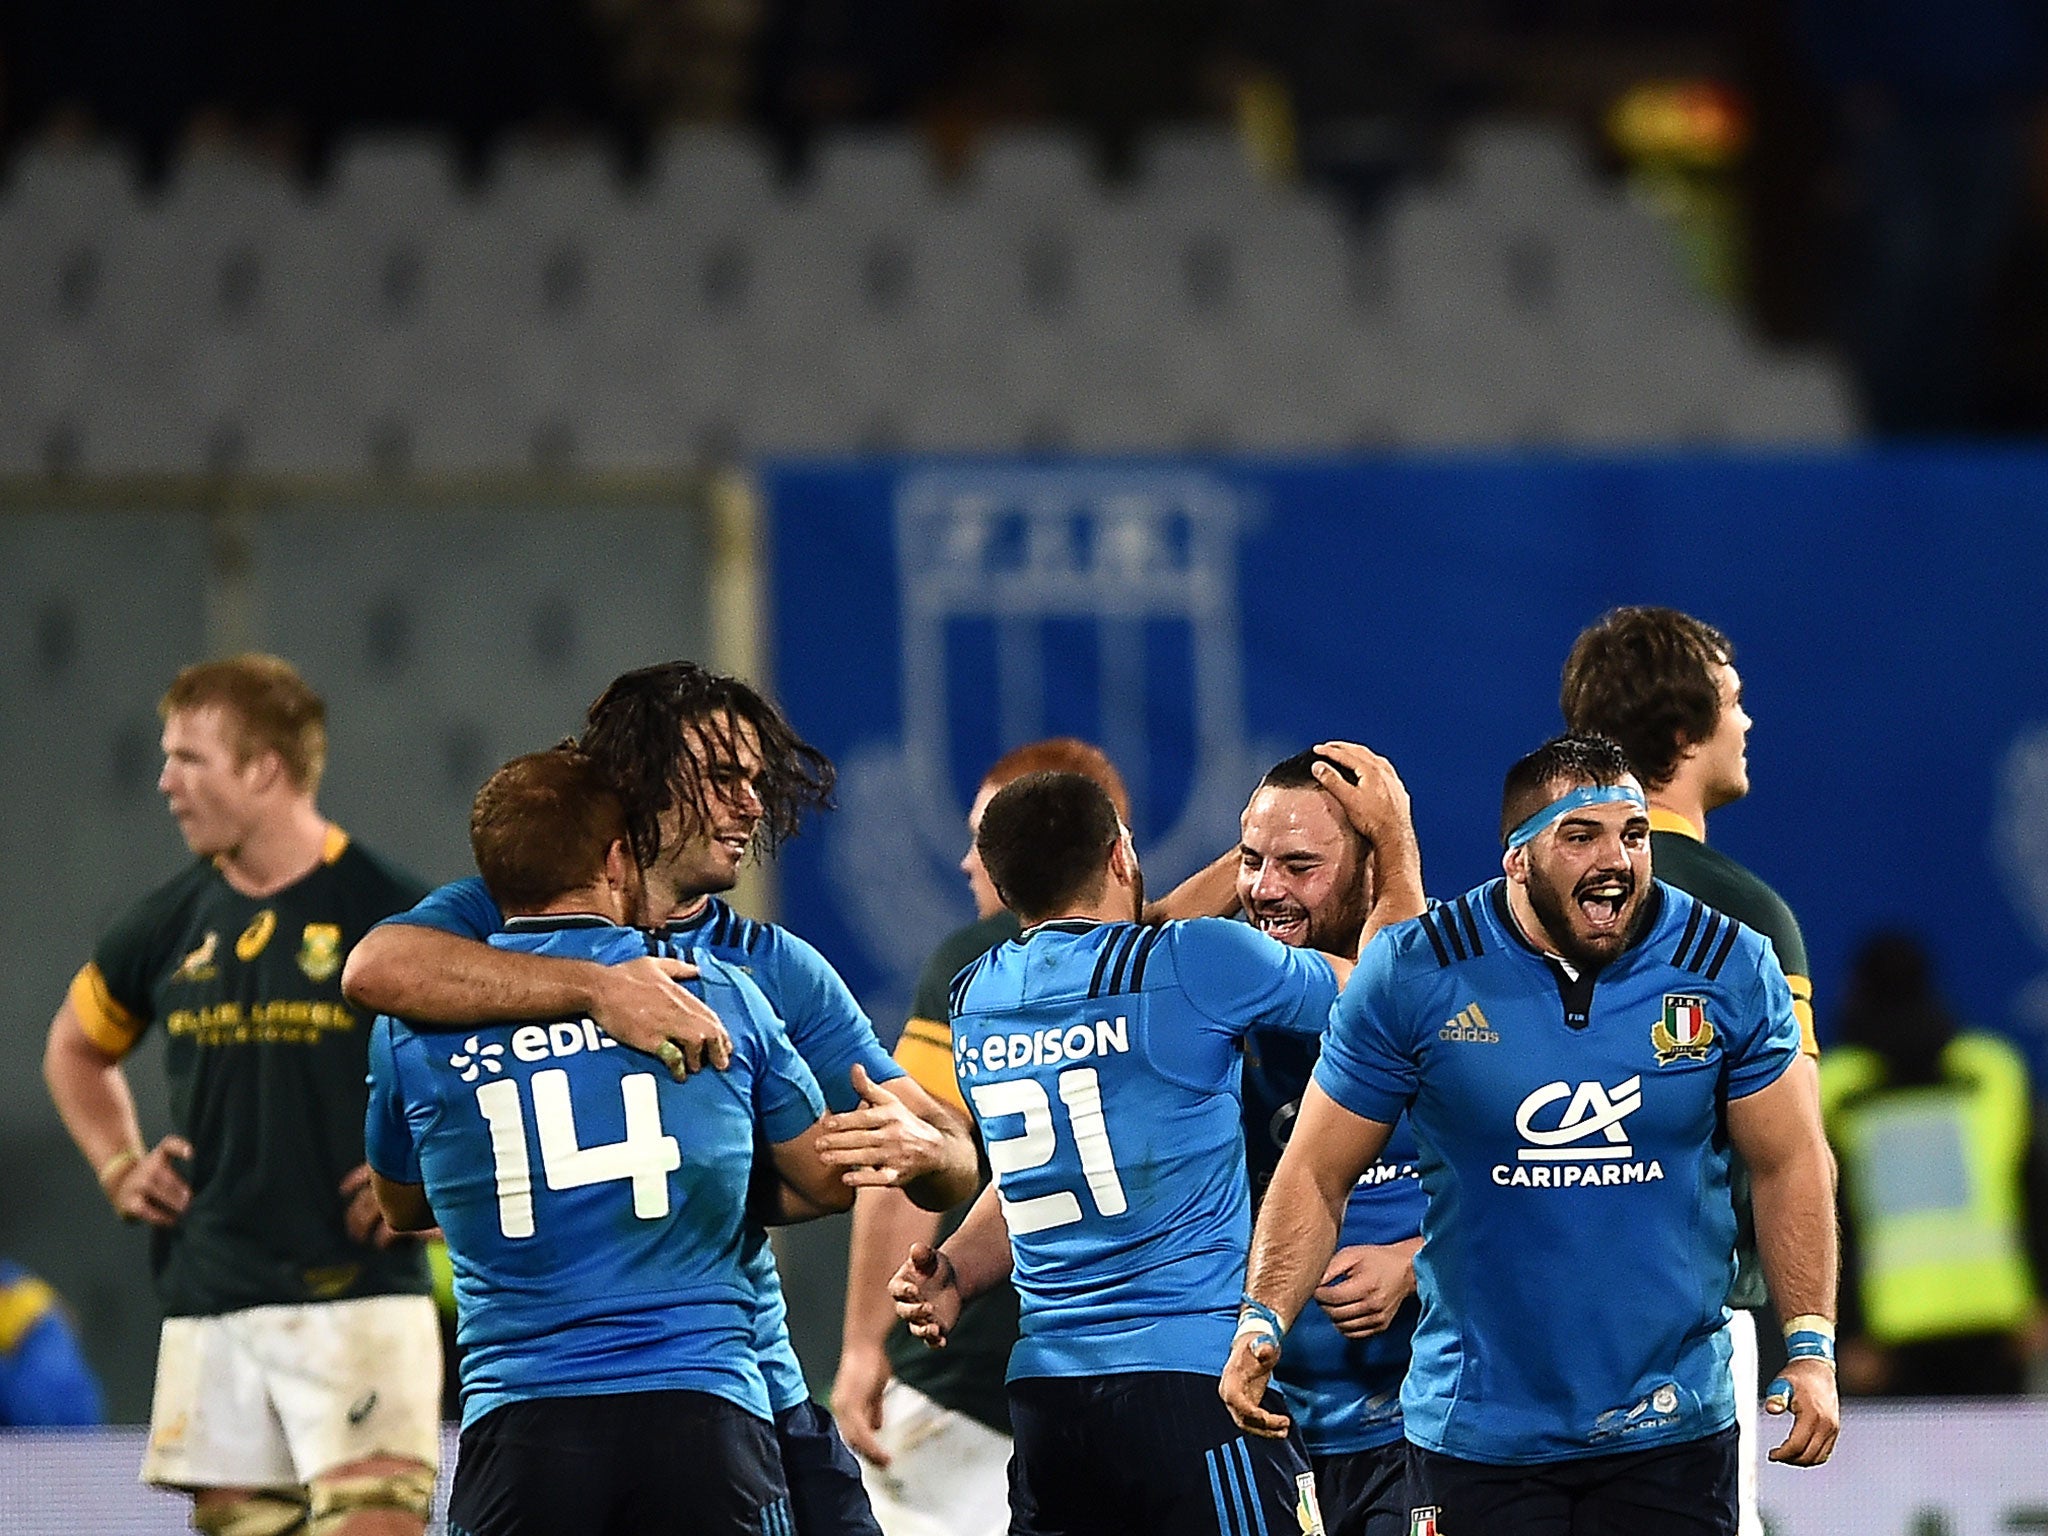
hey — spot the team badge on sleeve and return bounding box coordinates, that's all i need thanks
[1409,1506,1442,1536]
[297,923,343,982]
[1652,994,1715,1066]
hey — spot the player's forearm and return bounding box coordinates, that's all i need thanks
[845,1186,944,1352]
[43,1015,145,1172]
[342,923,603,1027]
[1735,1061,1839,1324]
[937,1182,1014,1302]
[1359,828,1426,959]
[1145,848,1241,924]
[1245,1153,1351,1329]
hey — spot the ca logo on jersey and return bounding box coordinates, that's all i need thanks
[1495,1076,1664,1188]
[1652,994,1715,1066]
[297,923,342,982]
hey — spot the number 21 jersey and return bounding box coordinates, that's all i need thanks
[950,917,1339,1382]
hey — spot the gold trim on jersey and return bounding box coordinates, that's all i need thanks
[69,964,144,1056]
[893,1016,965,1113]
[321,824,351,865]
[1648,806,1704,841]
[236,909,277,962]
[1786,975,1818,1057]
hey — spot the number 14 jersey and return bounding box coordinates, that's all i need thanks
[950,917,1339,1382]
[364,916,826,1427]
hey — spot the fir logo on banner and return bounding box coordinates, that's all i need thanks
[1652,993,1716,1066]
[1409,1507,1443,1536]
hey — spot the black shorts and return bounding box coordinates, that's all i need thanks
[1311,1440,1409,1536]
[1007,1372,1317,1536]
[775,1398,883,1536]
[447,1390,793,1536]
[1404,1425,1739,1536]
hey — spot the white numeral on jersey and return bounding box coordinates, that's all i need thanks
[473,1070,682,1238]
[475,1079,535,1239]
[971,1068,1129,1234]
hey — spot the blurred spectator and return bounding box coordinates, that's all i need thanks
[1794,0,2048,435]
[0,1260,106,1427]
[1820,933,2048,1396]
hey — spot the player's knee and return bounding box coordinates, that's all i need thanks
[190,1490,308,1536]
[304,1464,434,1535]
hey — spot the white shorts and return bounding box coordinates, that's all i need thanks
[857,1380,1012,1536]
[142,1294,442,1492]
[1730,1307,1760,1536]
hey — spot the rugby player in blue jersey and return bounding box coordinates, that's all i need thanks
[890,767,1393,1536]
[1223,735,1839,1536]
[1237,749,1428,1536]
[367,748,851,1536]
[344,663,980,1536]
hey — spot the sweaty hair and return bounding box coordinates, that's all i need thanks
[983,738,1131,821]
[577,661,835,870]
[1500,734,1637,845]
[471,749,628,915]
[1835,931,1957,1089]
[1259,748,1359,792]
[160,653,327,793]
[976,771,1123,922]
[1559,607,1733,792]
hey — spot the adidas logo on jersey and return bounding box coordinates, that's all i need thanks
[1438,1003,1498,1043]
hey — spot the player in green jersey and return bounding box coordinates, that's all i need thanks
[1562,607,1821,1536]
[43,655,440,1536]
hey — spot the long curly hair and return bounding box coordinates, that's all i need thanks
[577,662,836,869]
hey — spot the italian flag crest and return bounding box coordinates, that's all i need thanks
[1409,1508,1442,1536]
[1653,993,1716,1065]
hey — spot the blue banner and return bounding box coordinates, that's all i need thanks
[766,452,2048,1069]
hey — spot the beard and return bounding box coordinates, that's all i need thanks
[1524,861,1647,972]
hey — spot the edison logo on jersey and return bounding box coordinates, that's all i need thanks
[954,1015,1131,1078]
[1494,1076,1665,1187]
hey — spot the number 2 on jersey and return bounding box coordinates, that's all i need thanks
[473,1069,681,1239]
[970,1067,1129,1234]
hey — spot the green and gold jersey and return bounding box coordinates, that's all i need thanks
[69,827,431,1317]
[1651,807,1815,1311]
[884,909,1021,1435]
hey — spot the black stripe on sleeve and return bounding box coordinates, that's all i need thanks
[1441,907,1469,962]
[1687,912,1725,975]
[1127,927,1165,992]
[1704,921,1741,982]
[948,956,984,1017]
[1670,901,1704,971]
[1106,926,1147,995]
[1456,896,1485,957]
[1087,934,1120,1000]
[1419,911,1453,969]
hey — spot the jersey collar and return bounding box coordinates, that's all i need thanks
[663,897,724,935]
[1648,806,1704,842]
[1486,880,1667,968]
[501,913,621,932]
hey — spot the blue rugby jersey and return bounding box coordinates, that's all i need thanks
[1314,880,1802,1465]
[950,917,1340,1381]
[364,917,826,1427]
[1244,1027,1423,1455]
[384,878,903,1412]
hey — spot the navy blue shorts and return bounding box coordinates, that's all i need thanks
[448,1390,794,1536]
[1405,1425,1739,1536]
[1007,1372,1317,1536]
[1311,1439,1408,1536]
[775,1398,883,1536]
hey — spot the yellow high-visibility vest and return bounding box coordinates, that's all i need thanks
[1821,1033,2038,1344]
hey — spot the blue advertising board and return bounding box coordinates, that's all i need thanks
[765,452,2048,1069]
